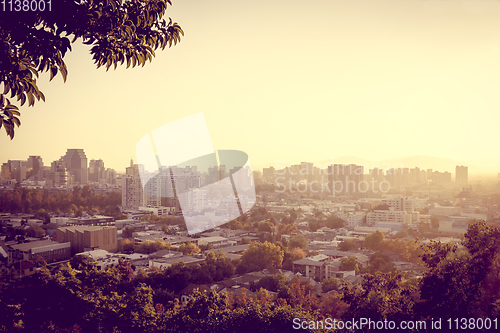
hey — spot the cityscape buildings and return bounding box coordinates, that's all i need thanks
[456,165,469,187]
[61,149,88,185]
[56,225,118,254]
[0,149,117,191]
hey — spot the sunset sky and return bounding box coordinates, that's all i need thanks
[3,0,500,173]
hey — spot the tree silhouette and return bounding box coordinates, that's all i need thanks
[0,0,183,138]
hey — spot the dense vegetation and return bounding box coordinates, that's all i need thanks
[1,221,500,332]
[0,0,183,138]
[0,185,123,218]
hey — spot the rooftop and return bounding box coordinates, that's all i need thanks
[10,239,64,252]
[58,226,116,232]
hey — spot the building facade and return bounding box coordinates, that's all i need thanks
[61,149,88,185]
[456,165,468,187]
[56,226,118,254]
[328,164,364,196]
[8,240,71,265]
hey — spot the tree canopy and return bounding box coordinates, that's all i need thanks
[0,0,183,138]
[363,230,385,251]
[236,241,284,274]
[4,221,500,331]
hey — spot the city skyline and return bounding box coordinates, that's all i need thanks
[1,148,487,179]
[3,1,500,174]
[4,2,500,330]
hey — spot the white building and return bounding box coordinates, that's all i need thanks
[139,206,173,216]
[381,196,422,223]
[438,216,468,234]
[382,196,413,212]
[338,211,365,228]
[185,188,207,212]
[430,205,461,216]
[366,209,412,225]
[50,217,70,226]
[122,165,144,210]
[198,236,235,248]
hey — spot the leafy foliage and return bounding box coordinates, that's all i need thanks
[338,239,359,251]
[363,230,385,251]
[288,235,308,251]
[282,246,306,271]
[0,185,121,215]
[251,274,288,293]
[321,277,339,293]
[341,272,417,326]
[360,252,396,274]
[177,242,201,256]
[324,215,345,229]
[418,221,500,319]
[236,241,284,274]
[0,0,183,138]
[136,239,171,254]
[4,221,500,332]
[26,224,46,238]
[339,256,359,274]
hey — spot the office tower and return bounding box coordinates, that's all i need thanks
[122,162,144,209]
[385,168,404,189]
[403,168,410,186]
[6,160,27,182]
[0,163,10,179]
[61,149,88,185]
[49,160,69,187]
[456,165,468,186]
[88,159,105,182]
[420,169,427,184]
[27,156,43,179]
[102,168,117,185]
[263,167,275,182]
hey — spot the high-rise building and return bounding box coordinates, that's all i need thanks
[26,156,43,179]
[456,165,468,186]
[328,164,364,195]
[61,149,88,185]
[262,167,275,182]
[49,160,69,187]
[431,171,452,184]
[88,159,105,182]
[6,160,27,183]
[122,162,145,210]
[102,168,117,185]
[143,171,169,207]
[385,168,404,189]
[0,163,10,179]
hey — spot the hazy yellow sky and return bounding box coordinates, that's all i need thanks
[3,0,500,173]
